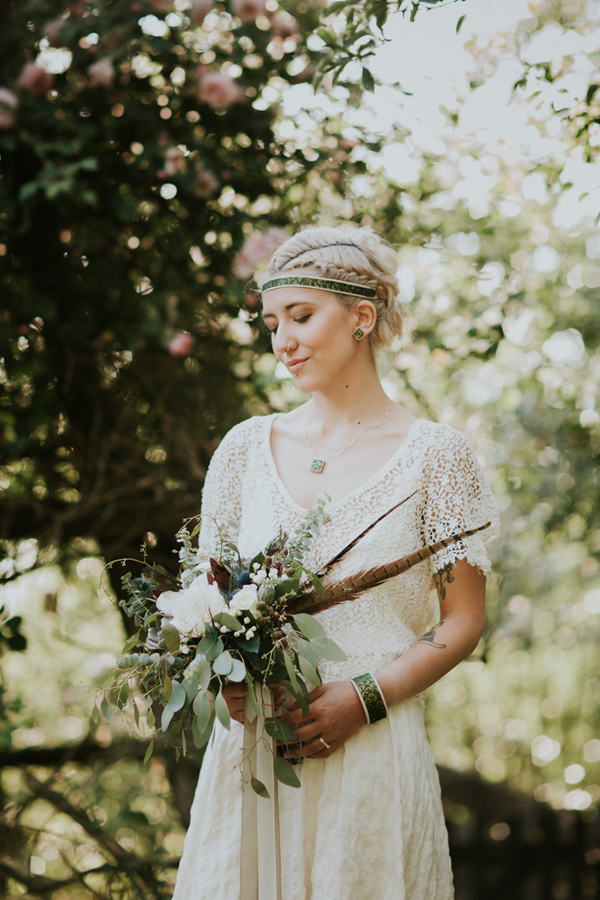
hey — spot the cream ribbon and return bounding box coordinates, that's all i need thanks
[240,685,282,900]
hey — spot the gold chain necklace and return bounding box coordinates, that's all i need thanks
[304,401,392,474]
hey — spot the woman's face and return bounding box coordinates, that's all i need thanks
[261,283,371,392]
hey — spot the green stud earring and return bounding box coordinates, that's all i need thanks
[353,328,365,341]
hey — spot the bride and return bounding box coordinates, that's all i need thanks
[173,225,499,900]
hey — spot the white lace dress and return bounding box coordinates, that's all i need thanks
[173,415,500,900]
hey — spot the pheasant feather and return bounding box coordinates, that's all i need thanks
[287,522,491,617]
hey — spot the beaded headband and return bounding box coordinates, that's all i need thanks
[261,275,377,300]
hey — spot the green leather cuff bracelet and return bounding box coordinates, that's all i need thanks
[351,672,388,725]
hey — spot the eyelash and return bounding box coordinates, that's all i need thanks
[269,314,310,334]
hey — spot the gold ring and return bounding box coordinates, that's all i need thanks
[318,737,331,750]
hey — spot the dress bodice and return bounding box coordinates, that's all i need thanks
[197,414,500,682]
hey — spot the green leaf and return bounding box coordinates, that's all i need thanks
[361,67,375,92]
[308,573,325,601]
[215,690,231,730]
[192,714,213,749]
[273,755,301,788]
[246,677,260,718]
[456,14,466,33]
[116,681,129,709]
[183,676,198,706]
[213,611,241,632]
[213,650,233,676]
[122,635,139,653]
[198,634,217,655]
[181,726,187,757]
[298,655,320,687]
[251,776,270,799]
[163,673,173,701]
[293,614,326,639]
[265,718,298,741]
[100,697,112,723]
[204,637,224,661]
[229,658,246,682]
[298,639,318,670]
[193,691,212,733]
[146,706,155,728]
[285,683,309,719]
[275,578,300,599]
[284,651,298,691]
[198,655,211,693]
[161,679,186,732]
[309,636,347,662]
[143,740,154,765]
[161,620,180,653]
[133,700,140,726]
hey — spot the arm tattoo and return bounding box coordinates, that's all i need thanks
[434,563,454,601]
[418,620,447,649]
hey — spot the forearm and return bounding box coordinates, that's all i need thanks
[374,614,482,708]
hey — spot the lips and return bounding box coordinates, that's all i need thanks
[287,357,307,374]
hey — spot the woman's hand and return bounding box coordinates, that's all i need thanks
[222,683,285,725]
[277,681,366,759]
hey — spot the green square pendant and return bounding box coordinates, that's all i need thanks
[310,459,326,474]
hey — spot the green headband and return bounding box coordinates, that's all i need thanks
[261,275,377,300]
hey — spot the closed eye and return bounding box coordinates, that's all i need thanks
[268,314,310,334]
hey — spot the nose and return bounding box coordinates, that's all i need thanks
[272,329,296,357]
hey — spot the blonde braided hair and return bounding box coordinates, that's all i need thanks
[262,225,403,350]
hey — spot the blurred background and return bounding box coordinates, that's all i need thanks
[2,0,600,897]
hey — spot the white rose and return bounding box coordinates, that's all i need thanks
[156,574,224,637]
[229,583,259,617]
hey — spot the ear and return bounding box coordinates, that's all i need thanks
[352,300,377,336]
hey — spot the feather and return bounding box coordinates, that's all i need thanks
[287,522,491,617]
[315,490,418,576]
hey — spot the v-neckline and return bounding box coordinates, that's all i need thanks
[263,413,426,514]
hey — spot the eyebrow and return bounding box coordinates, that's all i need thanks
[262,301,312,320]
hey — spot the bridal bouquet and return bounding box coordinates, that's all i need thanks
[101,499,346,793]
[101,489,490,795]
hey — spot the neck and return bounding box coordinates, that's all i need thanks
[308,361,391,429]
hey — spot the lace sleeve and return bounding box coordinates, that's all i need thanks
[196,420,252,559]
[420,426,500,576]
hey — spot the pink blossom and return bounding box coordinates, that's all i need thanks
[196,71,243,109]
[271,11,299,39]
[234,228,288,280]
[0,88,18,130]
[168,332,194,357]
[88,58,116,88]
[189,0,214,24]
[192,168,219,199]
[18,63,54,96]
[42,17,65,47]
[231,0,266,22]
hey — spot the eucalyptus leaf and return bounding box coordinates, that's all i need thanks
[133,700,140,727]
[246,677,260,718]
[146,706,155,728]
[163,674,173,702]
[265,719,298,742]
[214,690,231,730]
[192,714,213,750]
[309,636,347,662]
[293,614,326,639]
[161,679,186,732]
[284,652,298,691]
[198,655,211,693]
[251,776,270,799]
[298,639,318,670]
[285,683,309,719]
[298,655,321,687]
[100,697,112,723]
[204,637,224,661]
[213,611,241,632]
[143,740,154,765]
[198,634,217,656]
[161,620,180,654]
[183,676,198,706]
[273,755,301,788]
[229,658,246,682]
[193,691,212,733]
[213,650,233,676]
